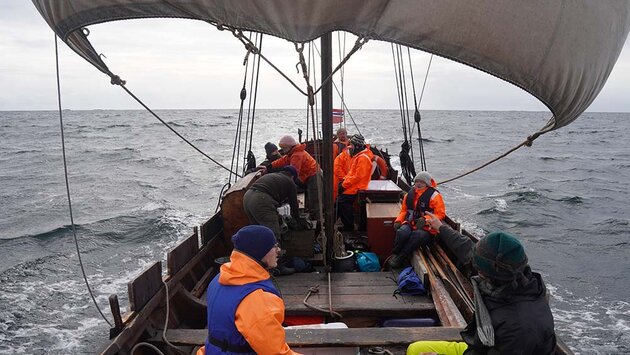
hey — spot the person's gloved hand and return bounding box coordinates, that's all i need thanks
[393,221,402,230]
[414,217,426,227]
[337,181,345,195]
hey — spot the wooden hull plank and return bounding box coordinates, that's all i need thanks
[153,327,464,347]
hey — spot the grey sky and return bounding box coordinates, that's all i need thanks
[1,2,629,112]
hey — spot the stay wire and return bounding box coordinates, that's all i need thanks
[391,44,408,143]
[407,48,430,171]
[397,44,415,162]
[54,35,113,328]
[312,43,362,137]
[248,34,263,154]
[230,33,253,183]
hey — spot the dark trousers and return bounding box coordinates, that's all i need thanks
[243,189,281,241]
[305,170,322,220]
[393,224,432,258]
[335,194,357,231]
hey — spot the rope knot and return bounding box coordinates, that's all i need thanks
[525,135,534,147]
[110,75,126,86]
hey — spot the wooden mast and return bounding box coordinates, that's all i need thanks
[320,32,334,263]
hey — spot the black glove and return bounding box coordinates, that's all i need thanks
[393,221,402,230]
[338,181,345,195]
[414,217,426,227]
[297,217,310,230]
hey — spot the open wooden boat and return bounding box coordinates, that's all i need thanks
[31,1,630,354]
[100,160,573,355]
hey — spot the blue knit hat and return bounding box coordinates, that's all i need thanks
[473,231,528,281]
[231,225,277,261]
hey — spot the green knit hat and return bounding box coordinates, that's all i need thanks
[473,231,528,281]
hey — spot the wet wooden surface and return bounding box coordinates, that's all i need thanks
[275,272,436,317]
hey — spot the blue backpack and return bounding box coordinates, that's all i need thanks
[395,266,427,296]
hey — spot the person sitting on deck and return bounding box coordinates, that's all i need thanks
[200,225,301,355]
[388,171,445,268]
[407,214,557,355]
[270,135,322,221]
[336,134,373,231]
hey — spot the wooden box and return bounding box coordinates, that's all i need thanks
[365,203,401,259]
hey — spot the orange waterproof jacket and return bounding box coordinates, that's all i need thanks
[218,251,300,355]
[395,186,446,235]
[332,140,348,157]
[340,148,374,195]
[271,143,318,185]
[333,147,352,199]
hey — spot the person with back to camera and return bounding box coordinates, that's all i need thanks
[388,171,445,268]
[335,134,373,231]
[406,213,557,355]
[199,225,302,355]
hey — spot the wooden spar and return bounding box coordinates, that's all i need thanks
[426,248,474,320]
[320,32,334,264]
[434,244,474,301]
[415,249,466,327]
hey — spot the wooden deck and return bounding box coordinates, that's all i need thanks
[276,271,436,318]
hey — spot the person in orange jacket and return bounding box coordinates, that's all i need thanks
[333,145,352,200]
[270,135,321,220]
[201,225,301,355]
[335,134,373,231]
[388,171,446,268]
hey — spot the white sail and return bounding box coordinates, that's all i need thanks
[32,0,630,132]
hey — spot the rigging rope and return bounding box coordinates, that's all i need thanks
[312,43,362,137]
[54,35,113,328]
[408,49,432,171]
[113,83,241,178]
[438,136,537,185]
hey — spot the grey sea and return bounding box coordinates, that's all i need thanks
[0,109,628,354]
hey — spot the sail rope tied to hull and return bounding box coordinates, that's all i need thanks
[408,48,431,172]
[54,34,113,328]
[392,43,416,185]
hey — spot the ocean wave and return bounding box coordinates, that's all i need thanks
[548,282,630,354]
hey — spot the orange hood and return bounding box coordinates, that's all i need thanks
[219,251,271,286]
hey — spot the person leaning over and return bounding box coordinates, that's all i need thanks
[271,135,322,220]
[200,225,301,355]
[336,134,373,231]
[243,166,304,241]
[389,171,445,268]
[406,214,557,355]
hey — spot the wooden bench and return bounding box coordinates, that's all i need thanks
[276,272,436,318]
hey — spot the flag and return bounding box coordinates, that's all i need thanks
[332,108,344,123]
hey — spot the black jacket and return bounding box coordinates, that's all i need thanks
[250,172,300,219]
[437,225,557,355]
